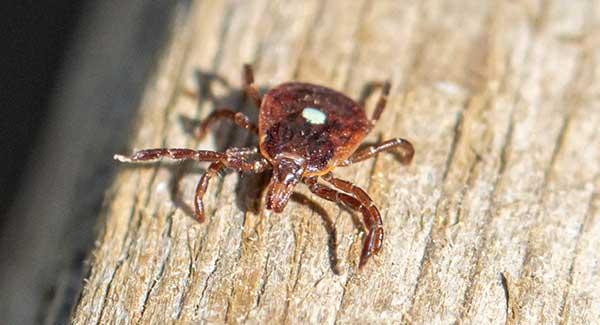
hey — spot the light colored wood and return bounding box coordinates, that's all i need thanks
[72,1,600,323]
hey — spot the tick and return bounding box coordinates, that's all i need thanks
[114,64,414,268]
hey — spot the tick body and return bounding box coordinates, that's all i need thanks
[115,65,414,268]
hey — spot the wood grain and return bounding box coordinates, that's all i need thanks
[72,1,600,323]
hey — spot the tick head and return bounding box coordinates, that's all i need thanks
[265,154,306,213]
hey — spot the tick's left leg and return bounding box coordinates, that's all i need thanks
[339,138,414,167]
[320,173,384,268]
[305,175,384,268]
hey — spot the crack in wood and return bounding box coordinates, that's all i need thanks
[557,188,599,323]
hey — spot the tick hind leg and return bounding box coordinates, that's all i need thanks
[243,64,262,109]
[192,109,258,139]
[340,138,414,167]
[304,176,383,268]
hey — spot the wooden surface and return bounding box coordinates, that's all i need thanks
[72,1,600,323]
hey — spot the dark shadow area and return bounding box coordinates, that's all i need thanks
[291,193,341,274]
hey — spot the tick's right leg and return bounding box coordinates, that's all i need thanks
[304,176,382,268]
[115,147,271,221]
[243,64,262,109]
[194,161,225,222]
[114,147,270,172]
[114,149,225,163]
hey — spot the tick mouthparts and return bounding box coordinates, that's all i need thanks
[265,155,306,212]
[265,181,294,213]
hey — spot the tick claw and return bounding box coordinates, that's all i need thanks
[359,256,369,268]
[113,154,132,162]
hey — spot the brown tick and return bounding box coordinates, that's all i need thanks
[115,64,414,268]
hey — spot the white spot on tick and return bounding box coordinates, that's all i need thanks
[302,107,326,124]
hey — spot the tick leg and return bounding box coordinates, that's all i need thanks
[116,146,271,221]
[115,147,270,173]
[194,150,269,220]
[223,148,271,173]
[192,109,258,139]
[304,176,382,268]
[243,64,262,109]
[114,148,225,163]
[359,81,391,123]
[339,138,414,166]
[194,161,225,222]
[321,174,384,268]
[371,81,390,123]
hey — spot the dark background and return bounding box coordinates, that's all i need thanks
[1,1,87,221]
[0,3,183,323]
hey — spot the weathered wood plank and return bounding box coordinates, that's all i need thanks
[72,0,600,323]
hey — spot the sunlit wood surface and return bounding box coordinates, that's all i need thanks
[72,1,600,323]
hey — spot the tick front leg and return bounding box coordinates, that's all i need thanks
[340,138,414,167]
[192,109,258,139]
[320,174,384,268]
[115,146,271,222]
[194,161,225,222]
[243,64,262,109]
[114,148,225,163]
[304,176,382,268]
[115,147,270,173]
